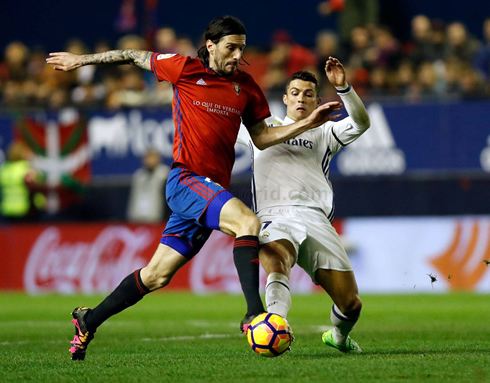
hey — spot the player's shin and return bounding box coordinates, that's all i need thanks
[265,272,291,318]
[233,236,265,315]
[85,269,150,331]
[330,304,360,345]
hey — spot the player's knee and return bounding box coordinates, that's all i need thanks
[141,267,173,290]
[237,213,261,235]
[261,245,293,276]
[271,255,292,275]
[341,295,362,318]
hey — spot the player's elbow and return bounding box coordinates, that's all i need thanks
[361,112,371,130]
[356,114,370,132]
[255,143,268,151]
[252,138,269,151]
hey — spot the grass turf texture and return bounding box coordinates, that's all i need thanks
[1,293,489,382]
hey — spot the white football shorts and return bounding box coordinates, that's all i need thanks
[257,206,352,284]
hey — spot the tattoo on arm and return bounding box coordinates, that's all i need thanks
[80,49,153,71]
[249,121,267,136]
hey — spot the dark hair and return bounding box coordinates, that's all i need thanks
[286,71,320,95]
[197,15,247,65]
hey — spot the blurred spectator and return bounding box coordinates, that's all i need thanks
[459,65,486,100]
[127,148,170,223]
[475,18,490,81]
[315,30,346,73]
[445,22,481,63]
[2,41,29,82]
[269,30,318,77]
[368,66,390,99]
[318,0,379,49]
[413,61,442,100]
[154,27,178,52]
[431,20,447,63]
[0,141,45,221]
[443,57,463,98]
[395,60,415,97]
[348,27,373,70]
[371,26,400,69]
[117,67,148,107]
[48,88,70,109]
[264,30,318,97]
[263,64,288,99]
[117,34,146,51]
[409,15,441,65]
[176,37,197,57]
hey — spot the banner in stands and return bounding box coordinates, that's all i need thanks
[1,216,489,294]
[0,101,490,177]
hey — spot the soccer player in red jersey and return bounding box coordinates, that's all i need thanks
[47,15,343,360]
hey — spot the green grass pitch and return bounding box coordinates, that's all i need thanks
[1,292,489,382]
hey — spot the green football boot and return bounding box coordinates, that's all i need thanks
[322,330,362,354]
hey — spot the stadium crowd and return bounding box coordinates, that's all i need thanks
[1,15,490,109]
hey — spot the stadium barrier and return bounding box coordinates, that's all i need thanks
[1,216,489,294]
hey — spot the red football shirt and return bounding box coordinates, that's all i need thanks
[151,53,271,188]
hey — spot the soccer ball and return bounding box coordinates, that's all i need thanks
[247,313,293,357]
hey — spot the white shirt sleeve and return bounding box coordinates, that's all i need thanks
[323,84,370,154]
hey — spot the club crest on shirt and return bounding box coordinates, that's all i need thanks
[157,53,176,60]
[232,82,241,95]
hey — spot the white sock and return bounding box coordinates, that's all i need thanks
[265,272,291,318]
[330,304,359,345]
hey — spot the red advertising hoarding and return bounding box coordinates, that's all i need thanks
[0,222,323,294]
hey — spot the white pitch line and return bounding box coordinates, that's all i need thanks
[0,340,65,346]
[140,326,333,343]
[0,326,332,346]
[141,333,239,342]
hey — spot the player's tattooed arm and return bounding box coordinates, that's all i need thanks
[46,50,153,72]
[249,121,267,137]
[247,121,270,150]
[81,50,152,70]
[248,101,343,150]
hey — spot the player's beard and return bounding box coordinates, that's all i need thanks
[213,51,237,77]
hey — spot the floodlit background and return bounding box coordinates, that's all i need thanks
[1,0,489,294]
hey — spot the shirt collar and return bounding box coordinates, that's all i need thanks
[284,116,295,124]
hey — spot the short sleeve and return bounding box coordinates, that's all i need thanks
[241,78,271,128]
[151,53,188,84]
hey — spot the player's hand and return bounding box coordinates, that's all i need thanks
[306,101,343,128]
[46,52,82,71]
[325,57,346,88]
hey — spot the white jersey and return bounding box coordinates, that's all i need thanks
[239,85,370,221]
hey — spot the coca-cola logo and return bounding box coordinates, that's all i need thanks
[24,226,153,294]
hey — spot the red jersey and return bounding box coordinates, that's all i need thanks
[151,53,270,188]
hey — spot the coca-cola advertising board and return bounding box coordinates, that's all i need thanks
[0,222,319,295]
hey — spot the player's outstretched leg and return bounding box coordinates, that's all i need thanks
[69,269,150,361]
[69,244,187,360]
[219,198,265,332]
[316,269,363,354]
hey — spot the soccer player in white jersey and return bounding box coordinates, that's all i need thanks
[244,57,370,353]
